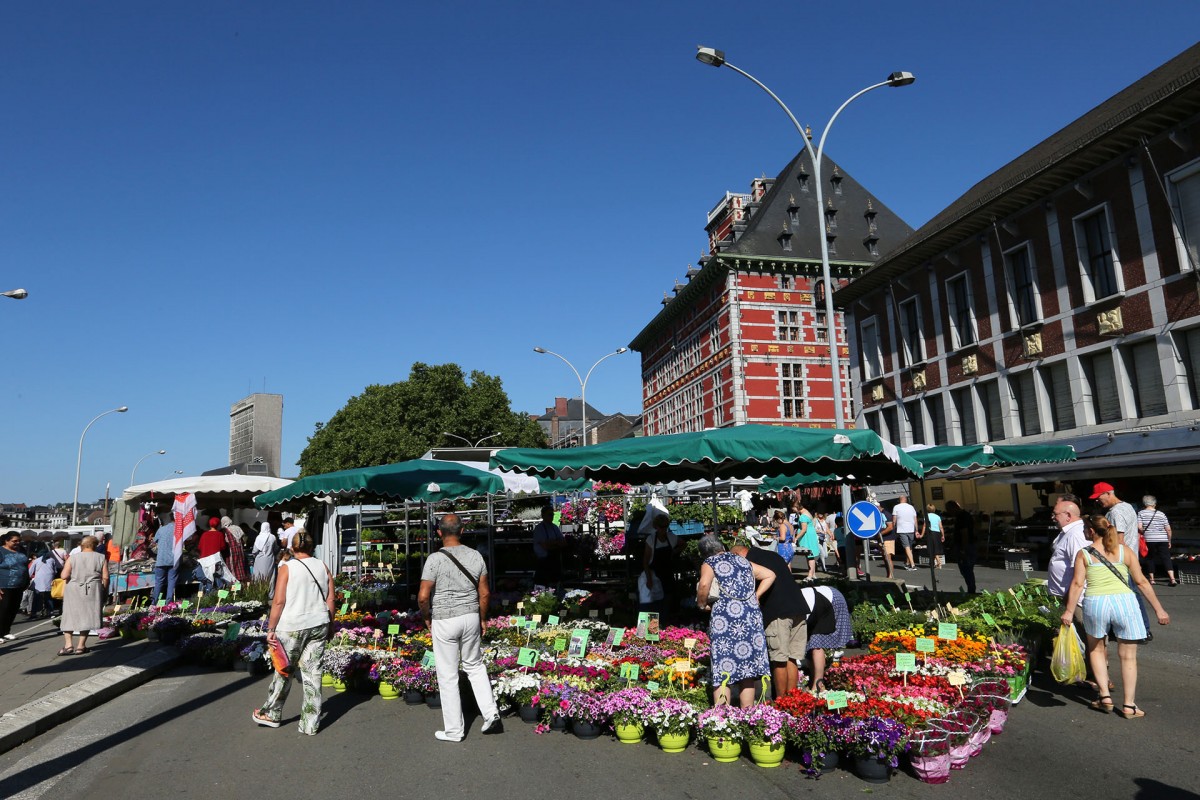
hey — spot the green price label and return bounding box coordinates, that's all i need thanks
[554,637,567,652]
[180,601,192,610]
[547,615,560,626]
[387,624,400,635]
[156,600,167,608]
[996,593,1007,607]
[937,622,959,640]
[512,616,526,628]
[421,651,436,668]
[646,681,660,691]
[339,603,349,615]
[981,612,997,627]
[895,653,917,672]
[823,690,849,710]
[517,647,539,667]
[217,590,229,599]
[619,662,640,680]
[915,637,936,653]
[904,592,912,603]
[223,623,242,642]
[886,594,896,607]
[524,620,537,631]
[231,583,241,593]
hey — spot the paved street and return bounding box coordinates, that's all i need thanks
[1,570,1197,799]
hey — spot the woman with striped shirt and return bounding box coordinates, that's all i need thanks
[1137,496,1176,587]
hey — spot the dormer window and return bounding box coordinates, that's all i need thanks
[830,168,843,195]
[825,207,838,230]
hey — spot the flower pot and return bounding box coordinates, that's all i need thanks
[518,703,539,723]
[853,756,892,784]
[614,722,644,744]
[404,690,424,705]
[911,754,951,784]
[332,679,349,693]
[549,714,568,732]
[379,683,400,700]
[1005,675,1027,704]
[803,749,838,773]
[748,741,785,768]
[967,725,990,755]
[232,660,248,672]
[571,719,603,740]
[425,691,442,709]
[707,737,742,763]
[321,673,335,687]
[657,731,690,753]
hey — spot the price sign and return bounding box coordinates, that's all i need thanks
[981,612,997,627]
[937,622,959,641]
[894,653,917,672]
[517,647,539,667]
[232,583,242,593]
[340,603,349,615]
[588,609,599,618]
[217,590,229,599]
[531,614,542,623]
[604,608,613,617]
[823,691,849,710]
[421,651,436,668]
[524,620,537,631]
[351,602,358,611]
[156,600,167,608]
[502,598,510,607]
[683,637,697,650]
[516,601,524,611]
[673,661,690,673]
[112,604,121,614]
[180,601,192,610]
[904,592,912,603]
[377,544,383,552]
[512,616,526,628]
[886,593,896,607]
[605,627,625,647]
[619,663,640,680]
[387,624,400,636]
[224,623,242,642]
[947,669,968,687]
[915,637,936,653]
[547,615,560,626]
[996,592,1006,607]
[646,681,660,691]
[554,637,567,652]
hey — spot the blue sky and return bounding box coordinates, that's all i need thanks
[2,2,1198,504]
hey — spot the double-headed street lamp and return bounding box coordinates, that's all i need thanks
[533,346,628,447]
[131,449,167,486]
[442,432,502,448]
[2,288,28,300]
[696,46,914,574]
[72,406,128,526]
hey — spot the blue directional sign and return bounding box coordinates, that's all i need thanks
[847,501,886,540]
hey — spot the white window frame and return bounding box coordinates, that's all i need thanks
[944,271,977,350]
[1167,157,1200,273]
[780,362,805,419]
[1073,204,1124,302]
[1002,242,1042,329]
[897,297,925,366]
[859,316,883,380]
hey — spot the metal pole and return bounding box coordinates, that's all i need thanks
[73,406,127,526]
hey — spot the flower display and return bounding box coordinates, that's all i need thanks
[696,704,745,743]
[601,687,652,727]
[740,703,792,746]
[643,697,698,736]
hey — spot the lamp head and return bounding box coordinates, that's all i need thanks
[615,347,628,354]
[158,449,166,455]
[2,288,28,300]
[117,406,129,413]
[886,71,916,87]
[533,347,547,354]
[695,46,726,68]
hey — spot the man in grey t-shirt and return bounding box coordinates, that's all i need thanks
[1092,482,1139,553]
[418,513,502,742]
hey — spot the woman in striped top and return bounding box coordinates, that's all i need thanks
[1137,496,1176,587]
[1060,516,1169,718]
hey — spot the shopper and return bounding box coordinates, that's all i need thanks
[532,505,565,588]
[731,539,806,699]
[417,513,502,741]
[254,531,335,735]
[59,535,107,655]
[800,584,853,691]
[197,516,234,591]
[28,549,62,618]
[921,503,945,569]
[944,500,977,593]
[771,510,797,569]
[221,516,250,584]
[0,532,30,640]
[1137,496,1176,587]
[643,514,681,618]
[1060,515,1169,718]
[794,502,820,580]
[252,522,279,582]
[892,495,919,571]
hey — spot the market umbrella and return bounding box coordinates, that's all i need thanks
[492,425,923,530]
[253,458,506,509]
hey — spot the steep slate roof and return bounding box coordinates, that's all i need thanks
[630,151,913,351]
[834,41,1200,305]
[535,398,605,422]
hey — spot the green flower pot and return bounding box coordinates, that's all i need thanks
[708,737,742,763]
[658,731,690,753]
[321,673,335,687]
[332,679,348,693]
[379,683,400,700]
[614,722,644,744]
[748,741,785,768]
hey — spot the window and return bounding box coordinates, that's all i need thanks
[713,380,724,426]
[1083,351,1122,423]
[863,410,881,437]
[904,400,924,445]
[898,298,924,365]
[781,362,805,419]
[927,395,948,445]
[788,209,800,227]
[1169,162,1200,271]
[825,208,838,230]
[776,310,801,342]
[1123,340,1167,417]
[827,237,837,256]
[815,312,828,342]
[1041,362,1076,431]
[1010,371,1041,436]
[945,274,976,348]
[709,321,721,351]
[1004,244,1040,327]
[778,232,793,252]
[1172,327,1200,408]
[882,406,900,443]
[779,275,794,291]
[978,380,1003,441]
[952,387,978,445]
[860,318,882,379]
[1077,209,1120,299]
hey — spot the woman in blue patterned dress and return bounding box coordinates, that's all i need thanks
[773,511,796,565]
[695,535,774,707]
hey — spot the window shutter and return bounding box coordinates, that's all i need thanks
[1177,171,1200,270]
[1089,353,1122,423]
[1127,341,1167,417]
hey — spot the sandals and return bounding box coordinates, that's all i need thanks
[1117,704,1145,719]
[56,648,75,656]
[74,647,89,655]
[252,710,281,728]
[1090,696,1114,713]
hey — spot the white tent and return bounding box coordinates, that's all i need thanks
[427,459,543,494]
[122,474,294,502]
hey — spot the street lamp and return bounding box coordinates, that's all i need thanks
[696,46,915,572]
[130,449,167,486]
[72,406,128,525]
[533,346,628,446]
[2,288,28,300]
[442,432,502,448]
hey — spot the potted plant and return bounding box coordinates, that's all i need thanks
[696,704,744,763]
[740,704,791,768]
[847,717,909,783]
[532,683,571,731]
[560,686,608,740]
[151,615,191,647]
[907,727,951,784]
[926,715,971,770]
[643,698,697,753]
[371,659,405,700]
[602,687,652,744]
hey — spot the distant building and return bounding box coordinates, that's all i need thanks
[228,393,283,477]
[535,397,637,447]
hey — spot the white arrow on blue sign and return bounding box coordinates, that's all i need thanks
[847,501,885,540]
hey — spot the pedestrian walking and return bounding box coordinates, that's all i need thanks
[1137,496,1176,587]
[59,535,107,655]
[0,532,30,640]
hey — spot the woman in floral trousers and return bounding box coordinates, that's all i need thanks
[253,532,334,735]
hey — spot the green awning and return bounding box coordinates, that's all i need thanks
[906,443,1077,476]
[254,459,506,509]
[491,425,923,485]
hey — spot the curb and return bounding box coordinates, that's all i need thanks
[0,647,181,755]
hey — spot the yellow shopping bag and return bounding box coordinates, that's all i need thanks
[1050,623,1086,684]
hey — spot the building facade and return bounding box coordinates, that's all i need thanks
[535,397,637,447]
[229,393,284,477]
[631,152,912,436]
[835,43,1200,493]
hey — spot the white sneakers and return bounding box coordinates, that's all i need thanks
[481,716,504,735]
[2,634,16,641]
[434,730,463,742]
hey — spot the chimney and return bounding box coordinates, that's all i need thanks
[555,397,569,417]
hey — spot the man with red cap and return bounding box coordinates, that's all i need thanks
[1091,482,1138,553]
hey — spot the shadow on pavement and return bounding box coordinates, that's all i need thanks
[1134,778,1200,799]
[317,690,375,728]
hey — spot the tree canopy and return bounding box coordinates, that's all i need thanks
[298,362,547,476]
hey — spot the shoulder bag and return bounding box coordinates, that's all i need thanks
[293,558,331,622]
[438,549,481,593]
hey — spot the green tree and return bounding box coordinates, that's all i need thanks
[298,362,546,476]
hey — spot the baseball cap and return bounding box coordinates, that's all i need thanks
[1089,482,1115,499]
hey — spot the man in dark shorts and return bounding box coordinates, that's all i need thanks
[732,538,807,699]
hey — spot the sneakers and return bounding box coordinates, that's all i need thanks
[434,730,464,742]
[481,716,504,735]
[252,710,280,728]
[2,634,16,641]
[905,565,918,571]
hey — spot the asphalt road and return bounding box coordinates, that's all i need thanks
[1,586,1198,800]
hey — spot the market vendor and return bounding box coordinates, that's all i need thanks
[532,506,564,588]
[644,514,682,620]
[197,516,235,591]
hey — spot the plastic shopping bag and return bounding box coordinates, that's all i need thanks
[1050,623,1087,684]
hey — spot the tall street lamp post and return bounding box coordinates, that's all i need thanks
[533,346,628,446]
[131,449,167,486]
[443,432,502,448]
[73,406,128,525]
[696,46,914,575]
[2,288,28,300]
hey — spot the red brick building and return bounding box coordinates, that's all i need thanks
[835,43,1200,495]
[631,152,912,435]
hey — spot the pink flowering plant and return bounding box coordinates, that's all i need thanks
[696,704,745,743]
[740,703,792,747]
[601,687,652,727]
